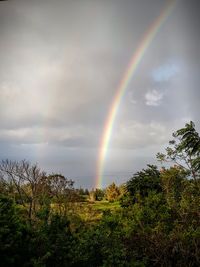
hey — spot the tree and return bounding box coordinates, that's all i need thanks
[39,174,77,215]
[126,165,161,204]
[105,183,120,202]
[118,183,127,197]
[157,121,200,182]
[95,188,105,201]
[0,160,45,221]
[160,166,186,208]
[0,195,29,266]
[176,121,200,155]
[88,188,104,201]
[31,213,74,267]
[84,188,89,195]
[89,189,97,202]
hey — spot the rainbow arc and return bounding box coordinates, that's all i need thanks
[96,0,177,188]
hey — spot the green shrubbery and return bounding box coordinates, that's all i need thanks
[0,122,199,266]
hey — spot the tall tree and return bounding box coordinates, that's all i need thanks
[0,160,45,221]
[0,195,29,266]
[126,165,161,203]
[157,121,200,182]
[40,174,76,215]
[105,183,120,202]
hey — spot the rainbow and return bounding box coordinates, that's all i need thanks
[96,0,177,188]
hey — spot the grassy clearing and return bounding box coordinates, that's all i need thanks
[67,200,121,223]
[79,201,121,222]
[50,200,121,224]
[92,200,120,211]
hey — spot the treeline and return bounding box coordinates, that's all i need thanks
[0,121,200,266]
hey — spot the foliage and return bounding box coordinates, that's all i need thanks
[0,121,199,266]
[0,160,46,220]
[105,182,120,202]
[0,195,30,266]
[30,213,75,267]
[157,121,200,181]
[122,165,161,205]
[89,188,105,201]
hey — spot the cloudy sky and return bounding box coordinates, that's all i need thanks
[0,0,199,188]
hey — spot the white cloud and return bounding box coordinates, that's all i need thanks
[145,89,163,106]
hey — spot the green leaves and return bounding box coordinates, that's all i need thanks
[157,121,200,181]
[126,165,161,203]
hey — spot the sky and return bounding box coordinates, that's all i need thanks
[0,0,199,188]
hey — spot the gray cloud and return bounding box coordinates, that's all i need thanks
[0,0,199,187]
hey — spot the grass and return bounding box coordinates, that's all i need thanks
[40,200,121,225]
[65,200,121,223]
[92,200,120,211]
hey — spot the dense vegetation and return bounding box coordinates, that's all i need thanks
[0,121,200,266]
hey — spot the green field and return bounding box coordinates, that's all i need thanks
[63,200,121,223]
[92,200,120,211]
